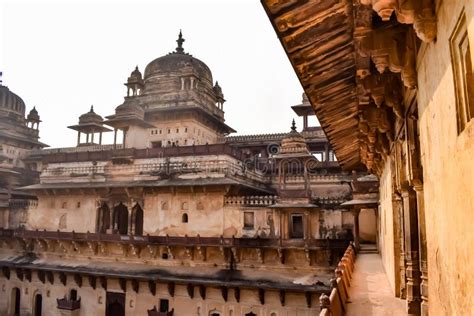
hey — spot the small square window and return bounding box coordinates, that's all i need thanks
[243,212,254,229]
[159,299,169,312]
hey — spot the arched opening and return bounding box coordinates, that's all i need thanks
[69,289,78,301]
[245,313,257,316]
[131,203,144,236]
[33,293,42,316]
[182,213,188,223]
[97,203,111,233]
[113,203,129,235]
[11,287,20,316]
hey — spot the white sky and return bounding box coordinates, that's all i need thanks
[1,0,318,148]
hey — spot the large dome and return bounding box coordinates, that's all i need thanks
[0,85,26,117]
[141,32,214,97]
[144,53,213,83]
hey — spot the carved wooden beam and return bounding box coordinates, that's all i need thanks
[187,284,194,299]
[100,276,108,291]
[305,292,312,308]
[259,288,265,305]
[199,285,206,300]
[59,272,67,286]
[46,271,54,284]
[234,287,240,303]
[37,270,45,283]
[74,274,82,288]
[15,268,23,281]
[2,267,10,280]
[148,281,156,296]
[131,279,139,293]
[119,278,126,292]
[279,289,286,306]
[167,282,175,297]
[88,275,96,290]
[221,286,228,302]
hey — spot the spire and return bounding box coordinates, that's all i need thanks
[0,71,2,86]
[90,105,94,112]
[291,119,297,132]
[175,30,185,54]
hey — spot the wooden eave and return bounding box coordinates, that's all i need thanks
[261,0,363,170]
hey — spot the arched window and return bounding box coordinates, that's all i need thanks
[112,203,129,235]
[97,203,111,233]
[34,293,42,316]
[69,289,78,301]
[182,213,188,223]
[131,203,144,236]
[11,287,20,316]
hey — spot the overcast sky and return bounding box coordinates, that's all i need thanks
[1,0,318,148]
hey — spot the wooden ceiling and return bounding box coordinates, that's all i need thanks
[261,0,436,173]
[261,0,362,170]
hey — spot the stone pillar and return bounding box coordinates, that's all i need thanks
[303,115,308,130]
[113,129,118,148]
[351,208,360,250]
[99,132,102,145]
[77,131,81,146]
[86,133,89,143]
[91,130,95,143]
[414,184,428,315]
[401,187,421,315]
[122,128,127,147]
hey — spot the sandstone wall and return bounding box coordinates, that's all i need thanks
[378,158,398,295]
[417,1,474,314]
[0,275,320,316]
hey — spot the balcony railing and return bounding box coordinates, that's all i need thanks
[0,228,350,250]
[57,297,81,310]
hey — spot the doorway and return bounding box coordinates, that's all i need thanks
[106,292,125,316]
[33,293,42,316]
[290,214,304,239]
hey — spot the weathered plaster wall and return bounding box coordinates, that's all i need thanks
[27,195,97,232]
[359,208,376,243]
[0,275,320,316]
[378,159,398,295]
[417,1,474,314]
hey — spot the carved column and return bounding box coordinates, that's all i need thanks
[414,184,428,315]
[351,208,361,250]
[393,192,406,298]
[401,187,421,315]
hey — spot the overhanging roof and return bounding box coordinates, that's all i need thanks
[261,0,362,170]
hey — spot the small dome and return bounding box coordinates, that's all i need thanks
[79,106,103,124]
[0,85,26,116]
[213,81,224,99]
[115,97,145,119]
[127,66,143,84]
[27,106,40,121]
[280,119,309,155]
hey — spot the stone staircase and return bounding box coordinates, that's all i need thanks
[359,243,378,254]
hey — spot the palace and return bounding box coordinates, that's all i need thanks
[0,33,376,315]
[261,0,474,315]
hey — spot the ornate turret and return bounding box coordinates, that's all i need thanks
[26,107,41,130]
[125,66,144,97]
[213,81,225,110]
[68,106,111,146]
[279,119,310,155]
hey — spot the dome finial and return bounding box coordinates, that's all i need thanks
[176,29,185,54]
[291,119,297,132]
[90,105,94,112]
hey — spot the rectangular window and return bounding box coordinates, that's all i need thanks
[159,299,169,312]
[450,11,474,134]
[290,214,304,239]
[243,212,254,229]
